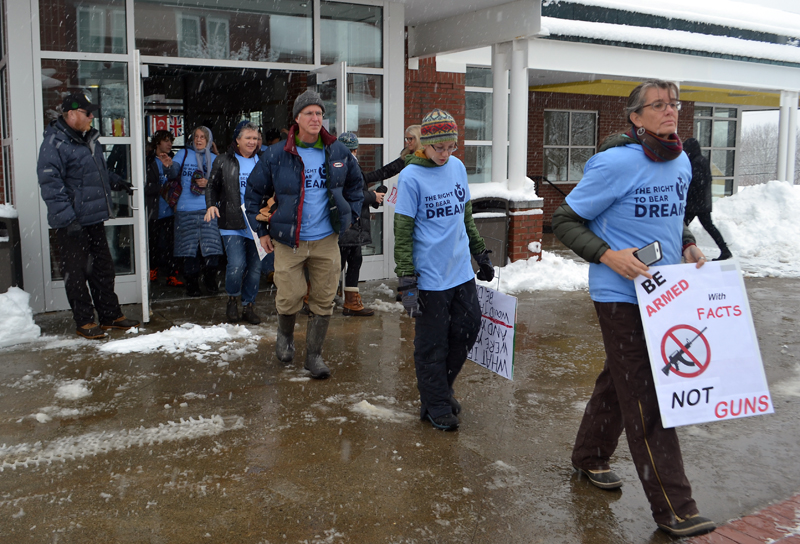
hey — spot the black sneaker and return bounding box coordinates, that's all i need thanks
[658,515,716,537]
[76,323,106,339]
[100,316,140,330]
[426,413,459,431]
[226,297,239,322]
[573,465,623,490]
[241,303,261,325]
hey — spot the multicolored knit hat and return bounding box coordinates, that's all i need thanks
[337,132,359,150]
[420,109,458,146]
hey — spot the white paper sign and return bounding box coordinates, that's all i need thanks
[467,285,517,380]
[241,204,268,260]
[635,260,773,428]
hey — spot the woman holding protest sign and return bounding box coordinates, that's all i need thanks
[552,80,714,538]
[393,109,494,432]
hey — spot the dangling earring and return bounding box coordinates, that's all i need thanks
[637,127,646,136]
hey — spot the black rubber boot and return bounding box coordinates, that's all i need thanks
[242,303,261,325]
[226,297,239,322]
[276,313,296,363]
[204,268,220,293]
[185,275,202,297]
[304,314,331,379]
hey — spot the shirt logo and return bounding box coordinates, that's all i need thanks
[332,162,344,168]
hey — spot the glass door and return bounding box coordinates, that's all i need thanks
[308,62,347,136]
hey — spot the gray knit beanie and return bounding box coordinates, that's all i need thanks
[292,90,326,120]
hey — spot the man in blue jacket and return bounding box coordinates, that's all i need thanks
[37,92,140,339]
[245,90,363,379]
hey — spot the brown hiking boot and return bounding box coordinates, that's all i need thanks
[342,288,374,316]
[77,323,106,339]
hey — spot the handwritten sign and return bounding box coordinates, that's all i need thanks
[635,261,772,428]
[468,285,517,380]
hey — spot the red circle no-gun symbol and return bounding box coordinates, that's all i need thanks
[660,324,711,378]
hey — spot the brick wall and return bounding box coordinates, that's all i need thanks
[527,91,695,228]
[404,58,466,161]
[508,209,544,262]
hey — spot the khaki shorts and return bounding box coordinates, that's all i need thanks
[273,233,341,316]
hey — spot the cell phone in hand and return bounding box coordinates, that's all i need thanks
[634,240,662,266]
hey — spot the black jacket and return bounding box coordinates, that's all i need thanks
[339,157,404,247]
[37,117,126,229]
[206,146,254,230]
[683,139,713,215]
[144,151,179,222]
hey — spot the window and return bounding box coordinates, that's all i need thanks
[320,2,382,68]
[135,0,313,64]
[465,66,493,184]
[694,106,738,197]
[543,110,597,182]
[40,0,126,54]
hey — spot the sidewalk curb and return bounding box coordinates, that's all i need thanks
[686,494,800,543]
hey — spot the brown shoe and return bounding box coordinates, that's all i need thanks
[77,323,106,339]
[100,316,140,330]
[342,288,374,316]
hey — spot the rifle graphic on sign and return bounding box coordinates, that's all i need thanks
[662,327,708,376]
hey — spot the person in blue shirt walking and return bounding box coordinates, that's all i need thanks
[205,121,263,324]
[172,126,223,297]
[393,109,494,431]
[245,90,363,379]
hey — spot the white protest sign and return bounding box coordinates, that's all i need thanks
[467,285,517,380]
[635,260,772,428]
[241,204,268,260]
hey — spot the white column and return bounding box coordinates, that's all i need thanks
[7,0,46,312]
[507,40,528,191]
[491,43,509,184]
[787,92,798,184]
[777,91,791,182]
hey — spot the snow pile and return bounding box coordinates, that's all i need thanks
[0,415,244,471]
[691,180,800,278]
[54,380,91,401]
[99,323,253,355]
[348,400,414,423]
[0,203,18,218]
[0,287,41,349]
[470,177,541,202]
[479,251,589,294]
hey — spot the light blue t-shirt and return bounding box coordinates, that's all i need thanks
[156,159,174,220]
[296,145,333,241]
[174,149,216,212]
[566,144,692,304]
[220,153,259,238]
[395,157,475,291]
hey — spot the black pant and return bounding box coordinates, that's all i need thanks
[56,223,123,327]
[148,216,180,275]
[414,280,481,419]
[339,245,362,288]
[572,302,698,525]
[685,212,728,252]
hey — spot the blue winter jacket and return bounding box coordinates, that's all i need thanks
[244,125,364,249]
[37,118,126,229]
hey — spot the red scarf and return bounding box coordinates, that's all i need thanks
[627,127,683,162]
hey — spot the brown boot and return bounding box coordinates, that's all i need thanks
[342,288,374,316]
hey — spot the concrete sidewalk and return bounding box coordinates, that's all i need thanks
[0,276,798,543]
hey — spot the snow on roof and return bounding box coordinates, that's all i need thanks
[548,0,800,40]
[540,16,800,65]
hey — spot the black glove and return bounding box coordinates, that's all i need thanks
[375,184,388,194]
[398,275,422,318]
[474,249,494,282]
[120,180,134,196]
[66,220,83,238]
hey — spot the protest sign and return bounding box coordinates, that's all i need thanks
[635,260,772,428]
[467,285,517,380]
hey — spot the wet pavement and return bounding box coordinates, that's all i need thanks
[1,275,799,544]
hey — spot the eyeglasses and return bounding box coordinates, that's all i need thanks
[640,101,682,112]
[404,136,415,142]
[77,109,94,118]
[431,144,457,154]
